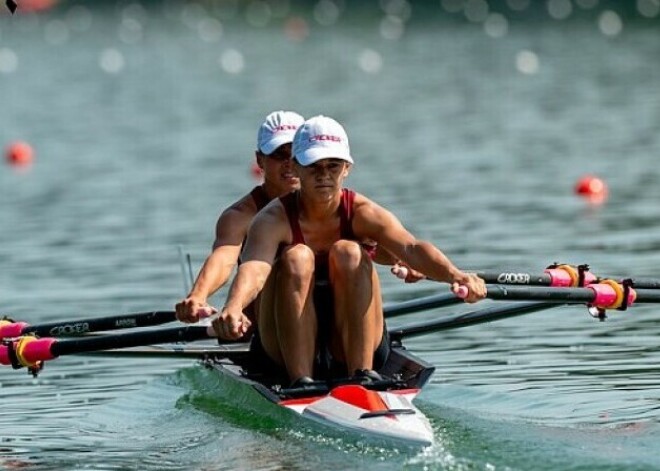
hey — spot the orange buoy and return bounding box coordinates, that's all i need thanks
[5,141,34,167]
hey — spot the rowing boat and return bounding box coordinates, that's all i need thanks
[204,339,435,447]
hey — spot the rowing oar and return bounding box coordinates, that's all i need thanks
[393,280,660,341]
[470,284,660,306]
[0,324,219,375]
[474,266,660,289]
[0,291,461,341]
[390,301,558,340]
[0,311,178,341]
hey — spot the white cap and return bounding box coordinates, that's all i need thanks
[257,111,305,155]
[292,115,353,166]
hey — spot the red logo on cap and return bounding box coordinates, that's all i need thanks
[309,135,341,142]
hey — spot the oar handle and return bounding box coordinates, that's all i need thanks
[456,286,470,299]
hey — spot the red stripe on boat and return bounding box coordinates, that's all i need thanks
[278,387,422,407]
[330,385,388,411]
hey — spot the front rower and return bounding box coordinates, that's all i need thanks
[214,115,486,387]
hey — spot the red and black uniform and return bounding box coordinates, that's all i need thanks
[281,188,377,280]
[250,188,390,380]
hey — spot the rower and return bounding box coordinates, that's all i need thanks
[175,110,305,336]
[213,115,487,387]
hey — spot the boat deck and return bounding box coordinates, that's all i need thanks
[203,341,436,400]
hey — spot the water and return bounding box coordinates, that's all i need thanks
[1,1,660,469]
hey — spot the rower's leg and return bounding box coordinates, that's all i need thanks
[328,240,383,375]
[259,244,317,382]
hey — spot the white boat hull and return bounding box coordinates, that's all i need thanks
[203,343,436,447]
[281,385,434,446]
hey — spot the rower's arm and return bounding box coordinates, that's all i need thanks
[187,207,250,301]
[354,200,474,286]
[371,246,398,265]
[223,205,288,312]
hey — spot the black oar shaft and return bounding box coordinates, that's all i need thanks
[23,311,176,338]
[475,270,660,290]
[51,325,214,357]
[484,285,660,304]
[609,277,660,290]
[391,302,557,338]
[486,285,595,302]
[384,293,460,318]
[0,325,223,368]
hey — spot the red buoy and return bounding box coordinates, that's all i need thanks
[575,175,608,205]
[5,141,34,167]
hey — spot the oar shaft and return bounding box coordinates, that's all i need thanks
[0,311,177,340]
[27,311,176,338]
[475,269,660,290]
[603,277,660,290]
[2,290,468,340]
[485,285,596,303]
[51,325,215,357]
[384,293,461,318]
[0,325,216,367]
[391,302,557,338]
[484,285,660,304]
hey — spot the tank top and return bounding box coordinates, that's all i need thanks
[279,189,377,273]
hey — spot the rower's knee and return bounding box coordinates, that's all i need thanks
[329,240,369,279]
[279,244,315,283]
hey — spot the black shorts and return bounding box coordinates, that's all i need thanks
[248,324,391,382]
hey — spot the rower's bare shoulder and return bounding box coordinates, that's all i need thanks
[225,193,260,217]
[252,198,287,226]
[213,193,259,244]
[353,193,391,221]
[352,194,404,245]
[217,194,258,225]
